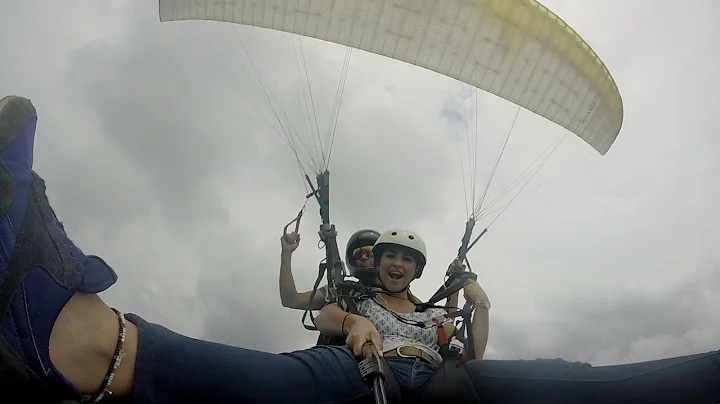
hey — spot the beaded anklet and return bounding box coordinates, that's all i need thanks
[84,308,127,403]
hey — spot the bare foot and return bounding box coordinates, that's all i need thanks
[49,292,137,397]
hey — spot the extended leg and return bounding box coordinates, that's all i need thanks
[463,351,720,404]
[125,313,373,404]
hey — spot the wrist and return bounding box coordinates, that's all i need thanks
[472,300,491,310]
[281,250,292,260]
[342,313,359,335]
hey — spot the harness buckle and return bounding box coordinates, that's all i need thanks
[424,314,449,328]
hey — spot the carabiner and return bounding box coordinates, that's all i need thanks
[283,207,304,239]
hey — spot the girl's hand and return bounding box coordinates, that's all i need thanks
[344,314,383,358]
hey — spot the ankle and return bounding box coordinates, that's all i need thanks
[50,293,136,397]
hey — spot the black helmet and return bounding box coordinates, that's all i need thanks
[345,229,381,281]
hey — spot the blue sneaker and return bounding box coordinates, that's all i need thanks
[0,96,119,401]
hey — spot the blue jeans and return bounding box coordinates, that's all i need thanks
[125,313,720,404]
[385,357,436,390]
[127,313,403,403]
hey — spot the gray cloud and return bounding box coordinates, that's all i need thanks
[489,267,720,363]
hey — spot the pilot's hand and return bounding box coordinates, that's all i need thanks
[281,232,300,253]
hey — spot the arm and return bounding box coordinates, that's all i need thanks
[314,302,352,336]
[315,302,383,358]
[439,304,488,361]
[279,250,327,310]
[458,281,490,360]
[468,303,489,360]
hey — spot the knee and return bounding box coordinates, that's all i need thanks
[533,357,593,368]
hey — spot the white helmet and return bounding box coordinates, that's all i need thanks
[372,229,427,278]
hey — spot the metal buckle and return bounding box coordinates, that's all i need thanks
[395,345,418,358]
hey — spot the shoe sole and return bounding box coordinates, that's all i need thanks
[0,95,38,310]
[0,96,37,220]
[0,95,37,152]
[0,96,59,402]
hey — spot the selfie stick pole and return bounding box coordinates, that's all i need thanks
[358,350,388,404]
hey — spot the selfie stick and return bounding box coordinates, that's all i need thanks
[358,349,388,404]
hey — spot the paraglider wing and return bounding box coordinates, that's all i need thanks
[159,0,623,155]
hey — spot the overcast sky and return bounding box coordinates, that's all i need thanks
[1,0,719,366]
